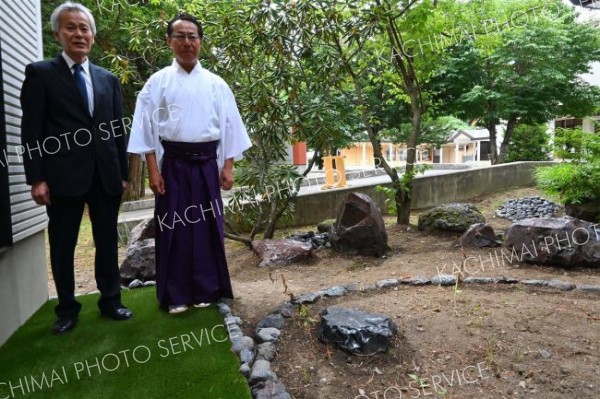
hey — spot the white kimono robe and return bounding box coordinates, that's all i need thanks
[127,59,251,171]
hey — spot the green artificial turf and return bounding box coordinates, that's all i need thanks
[0,287,251,399]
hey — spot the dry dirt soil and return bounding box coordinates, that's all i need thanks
[54,186,600,399]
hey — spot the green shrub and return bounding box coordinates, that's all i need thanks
[375,184,398,215]
[535,127,600,204]
[506,123,551,162]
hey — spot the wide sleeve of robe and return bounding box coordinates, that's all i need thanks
[215,77,252,172]
[127,75,164,164]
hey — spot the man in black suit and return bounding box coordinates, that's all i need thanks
[20,1,133,334]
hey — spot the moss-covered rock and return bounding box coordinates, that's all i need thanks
[317,218,337,233]
[418,203,485,233]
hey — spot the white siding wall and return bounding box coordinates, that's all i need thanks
[0,0,47,242]
[0,0,48,347]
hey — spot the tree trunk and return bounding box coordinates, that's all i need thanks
[395,92,422,224]
[385,12,423,225]
[395,187,411,225]
[123,153,144,201]
[263,199,279,239]
[496,115,518,164]
[487,121,498,165]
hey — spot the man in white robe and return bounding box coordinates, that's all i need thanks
[128,13,251,314]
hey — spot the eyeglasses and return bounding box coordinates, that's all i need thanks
[170,34,201,41]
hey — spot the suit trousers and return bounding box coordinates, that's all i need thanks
[46,169,122,318]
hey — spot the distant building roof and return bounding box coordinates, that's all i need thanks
[448,128,490,142]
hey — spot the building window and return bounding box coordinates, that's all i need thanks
[555,118,583,129]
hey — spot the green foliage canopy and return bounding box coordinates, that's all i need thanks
[428,0,600,164]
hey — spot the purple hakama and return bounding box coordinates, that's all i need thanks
[154,140,233,308]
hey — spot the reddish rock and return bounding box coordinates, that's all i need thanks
[252,239,313,267]
[454,223,501,248]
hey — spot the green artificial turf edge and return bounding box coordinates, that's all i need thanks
[0,287,252,399]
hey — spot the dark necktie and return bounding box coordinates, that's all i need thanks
[73,64,90,115]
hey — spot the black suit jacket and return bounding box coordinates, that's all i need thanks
[20,54,128,196]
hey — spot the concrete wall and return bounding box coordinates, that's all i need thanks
[285,161,555,228]
[0,231,47,345]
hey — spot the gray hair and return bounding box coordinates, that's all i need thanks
[50,2,96,35]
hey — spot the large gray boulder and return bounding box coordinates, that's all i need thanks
[565,201,600,223]
[120,218,157,284]
[418,203,485,233]
[504,216,600,268]
[119,238,156,284]
[252,239,313,267]
[318,306,398,355]
[329,192,387,257]
[126,217,155,245]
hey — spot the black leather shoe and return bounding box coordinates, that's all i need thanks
[52,317,77,334]
[101,305,134,320]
